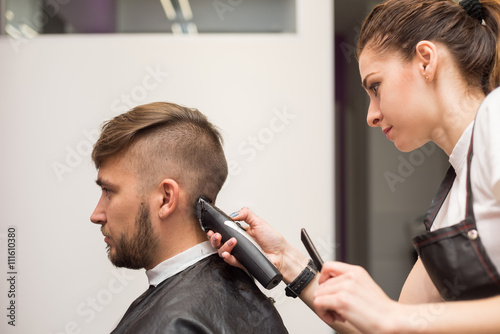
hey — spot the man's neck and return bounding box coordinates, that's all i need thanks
[147,216,207,270]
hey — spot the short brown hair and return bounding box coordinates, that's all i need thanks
[357,0,500,94]
[92,102,228,205]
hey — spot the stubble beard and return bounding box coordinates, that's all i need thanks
[105,204,160,269]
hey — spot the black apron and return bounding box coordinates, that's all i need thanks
[412,122,500,301]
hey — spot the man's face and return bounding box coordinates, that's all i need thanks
[90,155,159,270]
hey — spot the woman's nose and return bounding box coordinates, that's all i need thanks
[366,100,382,127]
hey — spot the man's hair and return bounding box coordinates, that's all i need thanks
[92,102,228,206]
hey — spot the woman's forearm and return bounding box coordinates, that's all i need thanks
[395,296,500,334]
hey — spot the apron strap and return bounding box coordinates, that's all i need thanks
[423,166,456,231]
[423,120,477,231]
[465,121,475,223]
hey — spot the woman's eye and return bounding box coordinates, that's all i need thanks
[370,83,380,96]
[102,188,110,195]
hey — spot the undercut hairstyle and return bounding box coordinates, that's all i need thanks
[92,102,228,206]
[357,0,500,94]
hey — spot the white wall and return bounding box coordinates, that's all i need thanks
[0,1,334,333]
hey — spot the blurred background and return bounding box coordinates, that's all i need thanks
[0,1,448,333]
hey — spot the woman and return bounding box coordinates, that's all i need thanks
[211,0,500,332]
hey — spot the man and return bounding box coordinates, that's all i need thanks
[90,102,288,333]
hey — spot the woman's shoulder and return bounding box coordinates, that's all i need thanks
[473,88,500,160]
[477,87,500,124]
[483,86,500,106]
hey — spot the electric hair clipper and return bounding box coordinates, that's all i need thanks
[196,196,283,289]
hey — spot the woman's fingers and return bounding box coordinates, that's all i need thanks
[208,232,245,269]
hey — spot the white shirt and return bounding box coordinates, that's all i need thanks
[146,241,217,287]
[432,87,500,271]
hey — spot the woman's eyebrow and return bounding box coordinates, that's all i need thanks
[362,72,378,90]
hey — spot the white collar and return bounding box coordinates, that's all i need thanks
[146,241,217,287]
[449,121,474,172]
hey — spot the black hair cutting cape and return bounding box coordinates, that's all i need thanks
[110,254,288,333]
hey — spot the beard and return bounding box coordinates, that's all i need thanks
[104,204,159,269]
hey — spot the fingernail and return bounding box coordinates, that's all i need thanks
[230,211,239,218]
[228,238,235,246]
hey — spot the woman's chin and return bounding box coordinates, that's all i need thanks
[394,141,420,153]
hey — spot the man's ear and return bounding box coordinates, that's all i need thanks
[415,40,438,81]
[158,179,179,219]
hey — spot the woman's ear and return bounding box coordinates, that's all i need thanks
[158,179,179,219]
[415,40,438,81]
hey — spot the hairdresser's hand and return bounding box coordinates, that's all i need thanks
[207,207,286,271]
[314,261,400,333]
[208,207,309,283]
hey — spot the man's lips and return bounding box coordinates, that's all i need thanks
[101,229,112,244]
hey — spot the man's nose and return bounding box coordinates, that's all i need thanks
[90,199,106,225]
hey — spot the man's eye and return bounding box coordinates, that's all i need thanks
[102,188,110,195]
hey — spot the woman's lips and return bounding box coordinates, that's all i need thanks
[383,126,392,139]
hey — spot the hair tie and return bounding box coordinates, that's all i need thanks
[459,0,484,23]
